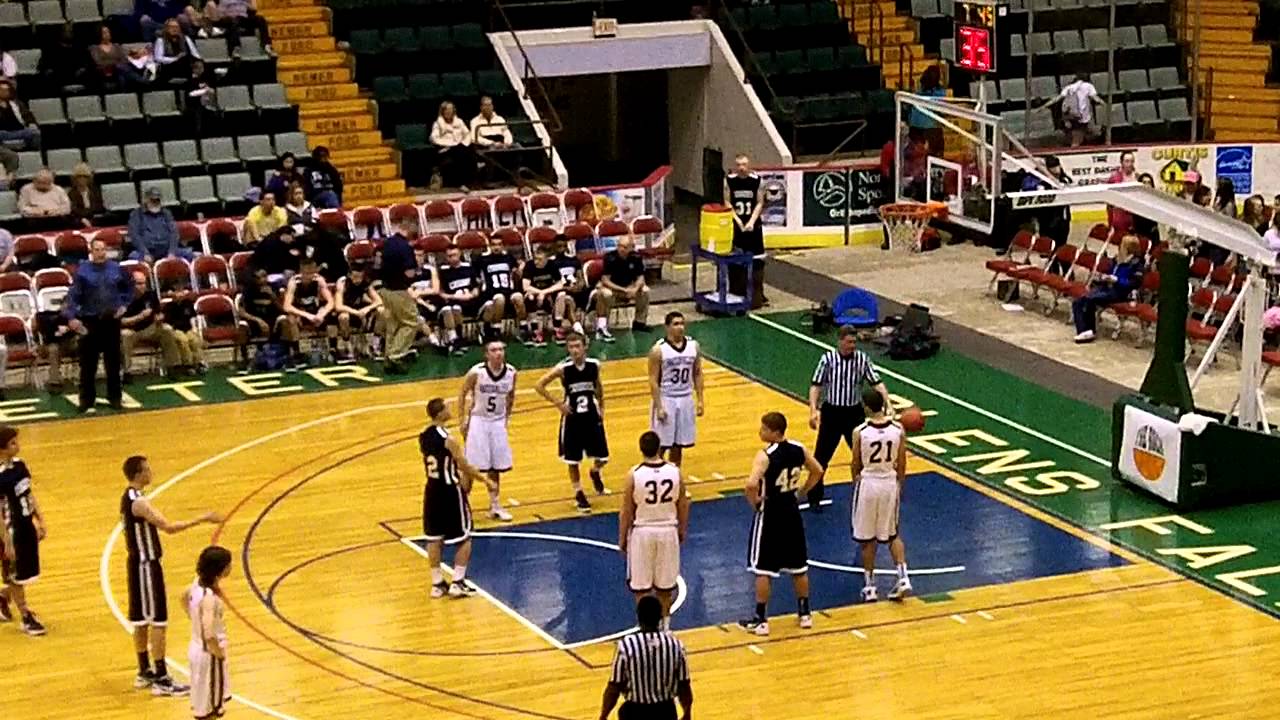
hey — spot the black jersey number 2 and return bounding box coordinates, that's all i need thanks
[644,478,674,505]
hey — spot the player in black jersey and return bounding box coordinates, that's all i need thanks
[120,454,220,694]
[521,245,566,347]
[420,398,485,598]
[283,256,338,366]
[739,411,823,636]
[438,244,480,355]
[408,246,447,354]
[334,263,385,363]
[535,333,610,513]
[0,426,46,635]
[723,153,768,308]
[473,234,529,344]
[236,268,300,374]
[550,236,600,339]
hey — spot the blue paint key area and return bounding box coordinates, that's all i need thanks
[409,472,1126,646]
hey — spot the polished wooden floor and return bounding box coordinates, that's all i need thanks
[3,357,1280,719]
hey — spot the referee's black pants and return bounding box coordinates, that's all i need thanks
[809,403,866,506]
[619,699,677,720]
[78,315,122,411]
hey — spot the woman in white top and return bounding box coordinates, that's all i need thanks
[284,182,315,231]
[185,546,232,720]
[430,100,474,191]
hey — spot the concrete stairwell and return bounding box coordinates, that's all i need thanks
[1175,0,1280,141]
[258,0,413,206]
[839,0,931,90]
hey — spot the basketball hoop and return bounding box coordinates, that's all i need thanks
[879,201,948,253]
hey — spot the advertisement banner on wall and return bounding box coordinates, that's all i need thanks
[801,168,885,226]
[593,187,649,225]
[1216,146,1254,195]
[1054,144,1224,198]
[760,172,788,227]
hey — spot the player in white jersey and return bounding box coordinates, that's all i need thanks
[618,431,689,621]
[850,388,910,602]
[458,340,517,521]
[648,311,704,467]
[185,546,232,720]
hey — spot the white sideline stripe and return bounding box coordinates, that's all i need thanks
[977,610,995,620]
[99,372,663,717]
[401,530,689,650]
[748,314,1110,467]
[748,644,764,655]
[807,559,966,576]
[951,614,968,624]
[850,629,868,639]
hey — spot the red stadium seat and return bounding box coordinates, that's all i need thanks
[425,199,459,234]
[15,235,52,268]
[563,189,594,223]
[632,215,671,261]
[417,233,452,257]
[344,240,375,265]
[454,230,488,255]
[154,256,195,295]
[985,230,1035,291]
[563,221,597,260]
[33,267,72,290]
[528,192,563,228]
[460,197,494,230]
[526,226,558,249]
[318,210,352,240]
[0,314,37,387]
[0,272,32,293]
[1185,288,1218,343]
[176,221,202,251]
[193,254,232,295]
[389,203,422,230]
[94,228,126,257]
[492,227,525,257]
[55,232,90,264]
[195,294,239,344]
[493,195,528,229]
[352,206,386,239]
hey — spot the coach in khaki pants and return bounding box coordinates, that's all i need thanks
[120,270,181,379]
[379,222,419,375]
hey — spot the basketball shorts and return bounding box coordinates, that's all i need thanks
[4,526,39,585]
[627,525,680,593]
[747,505,808,577]
[465,416,513,472]
[423,483,473,545]
[481,290,519,315]
[127,558,169,626]
[852,475,900,543]
[341,308,379,333]
[525,291,556,314]
[448,299,483,320]
[563,288,595,314]
[651,394,696,449]
[188,648,230,720]
[559,414,610,465]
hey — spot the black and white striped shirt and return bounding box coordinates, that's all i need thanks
[609,630,689,704]
[810,349,880,407]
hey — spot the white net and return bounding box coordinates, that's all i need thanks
[879,202,946,253]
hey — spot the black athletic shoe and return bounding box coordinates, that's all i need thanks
[589,467,605,495]
[447,580,477,598]
[133,670,155,689]
[737,617,769,636]
[631,321,649,333]
[21,612,45,636]
[151,675,190,696]
[0,590,11,622]
[575,490,591,513]
[430,581,450,598]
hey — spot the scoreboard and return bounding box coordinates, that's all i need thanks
[954,0,1005,74]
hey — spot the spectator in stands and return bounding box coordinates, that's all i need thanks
[908,65,946,156]
[66,238,131,412]
[202,0,270,52]
[154,18,201,83]
[378,221,419,374]
[18,170,71,227]
[90,25,128,90]
[266,153,305,206]
[284,183,316,230]
[1106,151,1138,236]
[1243,194,1269,236]
[69,163,105,229]
[1264,212,1280,254]
[183,58,217,134]
[36,305,74,392]
[1180,169,1202,202]
[0,146,16,190]
[0,81,40,151]
[244,192,289,246]
[40,24,90,92]
[250,226,300,285]
[235,266,297,373]
[1214,178,1238,219]
[1192,185,1211,208]
[138,0,196,39]
[161,282,205,373]
[304,146,343,209]
[1022,156,1071,257]
[471,96,512,148]
[128,187,189,261]
[1134,173,1160,243]
[1072,235,1145,344]
[599,234,649,333]
[120,269,182,382]
[1040,72,1101,147]
[119,44,158,89]
[0,43,15,88]
[430,101,474,192]
[0,227,14,273]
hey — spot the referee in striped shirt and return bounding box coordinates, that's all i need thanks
[807,325,891,508]
[600,595,693,720]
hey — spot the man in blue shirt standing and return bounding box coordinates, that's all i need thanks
[65,238,132,412]
[378,221,419,375]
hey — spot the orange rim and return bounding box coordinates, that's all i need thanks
[878,201,948,221]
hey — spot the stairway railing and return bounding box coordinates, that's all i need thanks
[840,0,886,65]
[710,0,782,112]
[488,0,565,136]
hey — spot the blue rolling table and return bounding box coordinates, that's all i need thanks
[690,244,753,315]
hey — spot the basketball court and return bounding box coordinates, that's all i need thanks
[2,315,1279,719]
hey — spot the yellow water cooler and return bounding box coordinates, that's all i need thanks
[698,204,734,253]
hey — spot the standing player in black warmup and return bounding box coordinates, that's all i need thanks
[521,245,567,347]
[0,425,46,635]
[740,412,824,636]
[120,454,221,695]
[473,234,528,344]
[421,397,486,598]
[723,153,767,308]
[535,333,610,513]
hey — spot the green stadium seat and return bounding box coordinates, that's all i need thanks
[808,47,836,73]
[408,73,443,102]
[836,44,868,68]
[418,26,453,51]
[441,71,478,99]
[374,75,408,102]
[347,29,383,55]
[384,27,418,54]
[396,124,430,150]
[452,23,487,50]
[476,70,513,98]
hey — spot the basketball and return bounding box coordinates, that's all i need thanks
[899,406,926,433]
